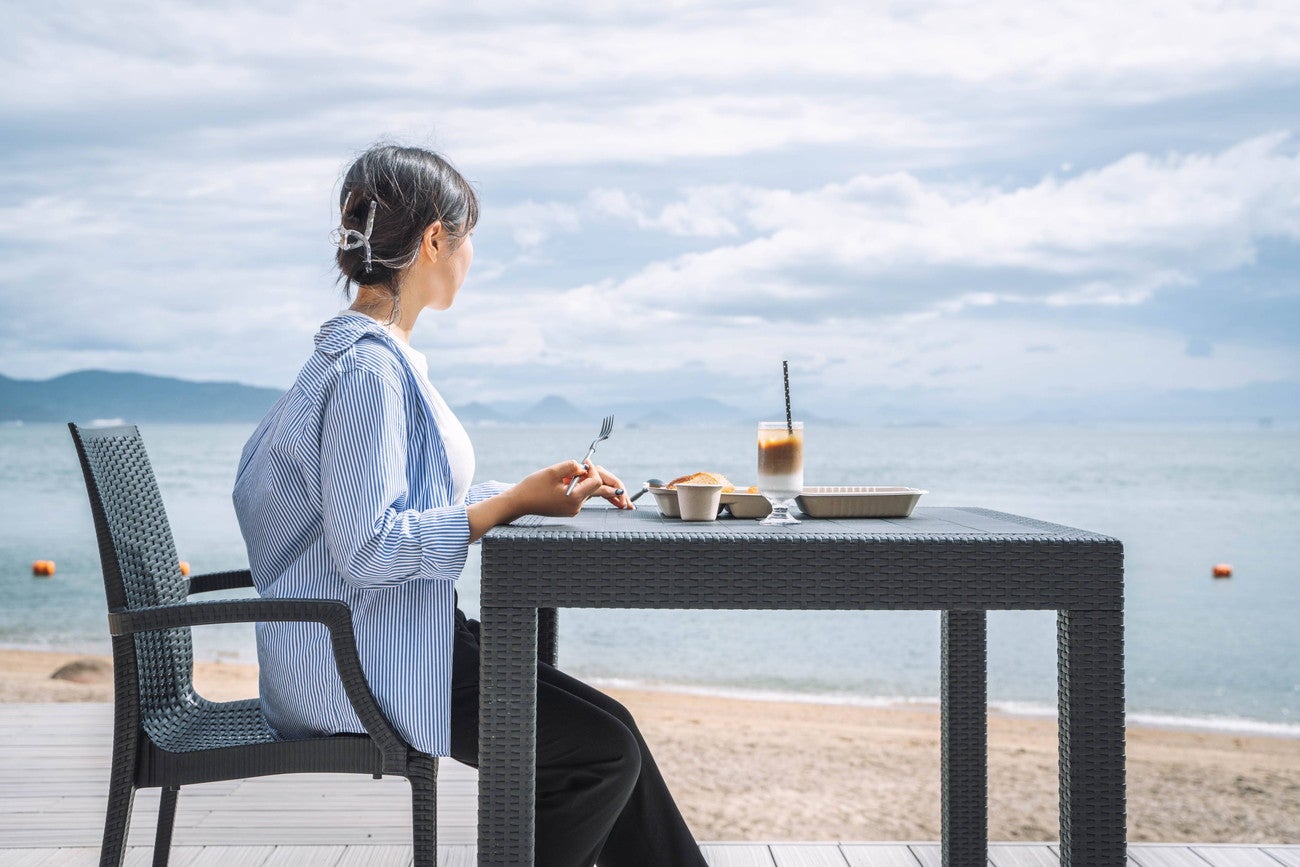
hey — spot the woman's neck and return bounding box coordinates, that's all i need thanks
[349,288,418,345]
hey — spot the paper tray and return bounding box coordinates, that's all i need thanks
[794,486,926,518]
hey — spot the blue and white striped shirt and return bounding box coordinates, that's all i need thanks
[232,310,510,756]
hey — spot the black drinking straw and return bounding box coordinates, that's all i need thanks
[783,360,792,433]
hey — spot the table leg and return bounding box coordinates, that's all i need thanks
[479,605,537,866]
[941,610,987,867]
[538,606,559,667]
[1058,608,1126,867]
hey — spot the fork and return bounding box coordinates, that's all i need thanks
[564,414,615,496]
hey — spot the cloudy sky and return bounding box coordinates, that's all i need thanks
[3,0,1299,421]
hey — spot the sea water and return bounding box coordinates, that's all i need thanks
[2,421,1296,735]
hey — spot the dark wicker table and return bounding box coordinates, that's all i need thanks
[478,506,1125,867]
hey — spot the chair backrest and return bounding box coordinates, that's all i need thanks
[68,423,198,736]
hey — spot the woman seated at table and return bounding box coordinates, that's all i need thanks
[232,143,708,867]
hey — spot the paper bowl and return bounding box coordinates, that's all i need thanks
[648,486,681,518]
[723,491,772,519]
[676,482,724,521]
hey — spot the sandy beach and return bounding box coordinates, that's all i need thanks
[3,648,1295,844]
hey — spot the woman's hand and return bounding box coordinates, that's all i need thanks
[508,460,609,518]
[467,460,635,542]
[574,463,634,511]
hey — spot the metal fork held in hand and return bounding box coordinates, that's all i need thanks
[565,414,615,496]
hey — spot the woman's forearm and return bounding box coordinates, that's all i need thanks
[467,489,525,543]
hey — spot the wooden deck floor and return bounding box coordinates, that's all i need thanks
[1,705,1295,867]
[3,844,1300,866]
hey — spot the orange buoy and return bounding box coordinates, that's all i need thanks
[1212,563,1233,579]
[32,560,55,577]
[178,561,191,576]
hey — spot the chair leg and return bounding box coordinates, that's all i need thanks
[408,756,439,867]
[100,765,136,867]
[152,786,179,867]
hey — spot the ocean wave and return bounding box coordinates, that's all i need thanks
[586,677,1300,738]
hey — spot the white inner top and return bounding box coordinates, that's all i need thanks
[358,317,475,506]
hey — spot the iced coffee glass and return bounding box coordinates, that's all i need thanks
[757,421,803,525]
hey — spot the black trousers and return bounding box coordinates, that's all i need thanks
[451,606,708,867]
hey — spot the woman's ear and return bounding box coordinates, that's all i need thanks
[425,221,444,260]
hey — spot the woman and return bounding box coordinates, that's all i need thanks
[232,144,708,866]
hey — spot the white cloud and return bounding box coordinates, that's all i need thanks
[3,1,1299,417]
[587,187,743,237]
[418,287,1300,410]
[4,128,1296,403]
[6,1,1300,169]
[9,1,1300,106]
[395,132,1300,405]
[578,132,1300,317]
[495,200,581,250]
[437,96,963,168]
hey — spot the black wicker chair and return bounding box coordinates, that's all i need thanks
[68,421,447,866]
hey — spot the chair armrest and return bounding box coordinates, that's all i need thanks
[108,598,411,774]
[187,569,255,594]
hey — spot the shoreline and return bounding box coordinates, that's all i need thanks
[5,641,1292,739]
[2,647,1296,843]
[582,676,1300,740]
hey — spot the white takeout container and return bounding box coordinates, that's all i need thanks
[794,486,927,518]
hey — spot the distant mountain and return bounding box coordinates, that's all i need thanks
[453,401,508,424]
[612,396,742,426]
[17,368,1288,429]
[517,395,585,424]
[0,370,285,424]
[0,372,777,427]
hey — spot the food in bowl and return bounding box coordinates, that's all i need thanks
[667,471,735,493]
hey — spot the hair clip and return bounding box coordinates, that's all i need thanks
[330,199,378,272]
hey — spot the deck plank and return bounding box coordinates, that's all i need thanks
[988,844,1059,866]
[262,845,346,866]
[46,850,105,867]
[839,844,922,867]
[190,846,276,866]
[1191,847,1293,867]
[0,852,56,867]
[700,843,778,866]
[124,848,202,867]
[333,845,411,867]
[1129,847,1211,867]
[907,844,944,867]
[770,843,850,866]
[37,851,99,867]
[436,848,476,867]
[1263,849,1300,867]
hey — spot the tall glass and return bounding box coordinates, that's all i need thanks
[757,421,803,525]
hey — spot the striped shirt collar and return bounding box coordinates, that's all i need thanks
[313,309,399,357]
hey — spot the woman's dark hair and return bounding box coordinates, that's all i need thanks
[335,144,479,324]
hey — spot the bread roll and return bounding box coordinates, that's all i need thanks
[666,471,735,493]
